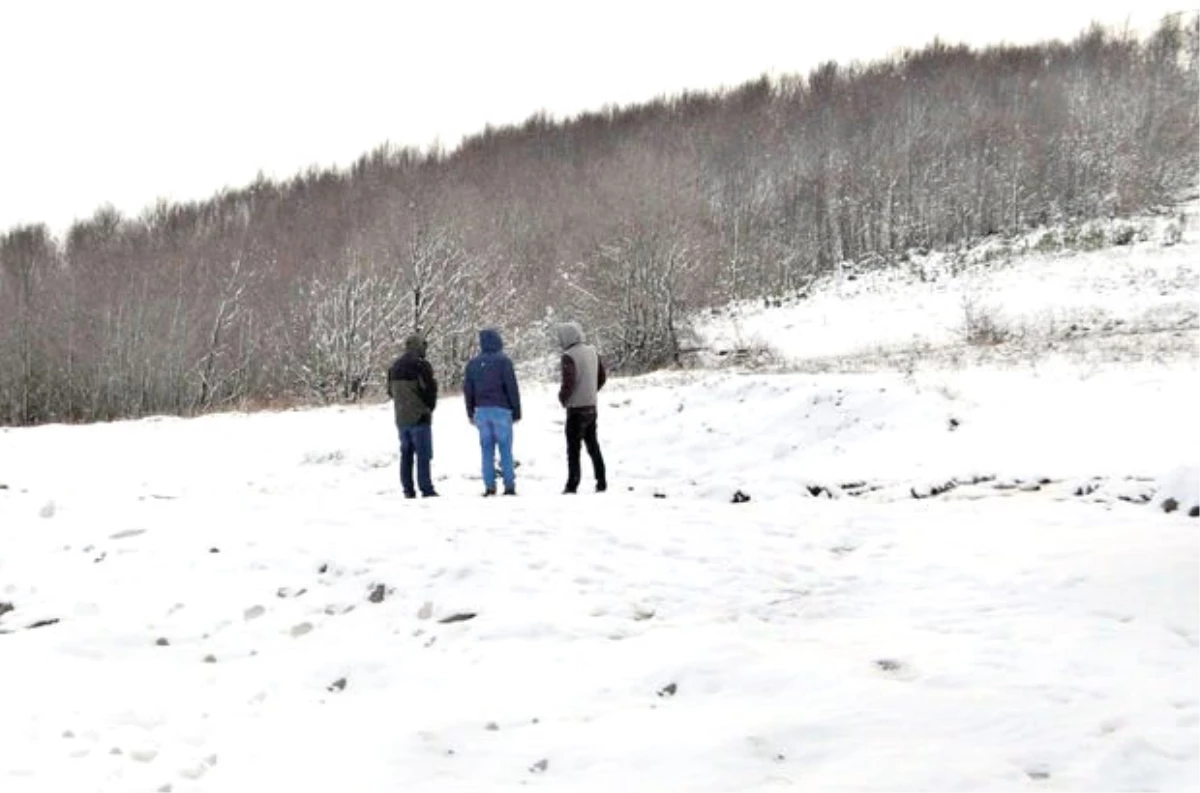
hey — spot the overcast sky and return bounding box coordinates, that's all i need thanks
[0,0,1190,234]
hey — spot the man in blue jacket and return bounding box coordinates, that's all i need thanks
[463,328,522,496]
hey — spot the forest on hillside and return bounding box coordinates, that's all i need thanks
[1,17,1196,425]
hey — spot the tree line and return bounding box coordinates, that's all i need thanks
[1,17,1196,426]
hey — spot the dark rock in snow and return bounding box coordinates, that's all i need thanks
[948,417,960,431]
[209,547,220,554]
[327,677,347,692]
[485,721,500,731]
[27,618,60,630]
[657,682,678,697]
[529,758,549,774]
[1190,506,1199,518]
[1161,497,1179,514]
[368,584,387,603]
[290,622,314,637]
[911,481,956,499]
[155,637,170,647]
[653,492,667,499]
[438,612,477,624]
[875,658,904,673]
[318,563,329,574]
[0,602,12,619]
[731,490,751,504]
[202,654,217,663]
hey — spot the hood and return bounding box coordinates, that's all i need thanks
[479,328,504,354]
[404,334,427,357]
[556,322,583,350]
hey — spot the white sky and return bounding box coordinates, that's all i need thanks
[0,0,1191,234]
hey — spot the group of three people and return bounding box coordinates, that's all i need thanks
[386,322,608,498]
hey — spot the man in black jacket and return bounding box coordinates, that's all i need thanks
[387,334,438,498]
[556,322,607,494]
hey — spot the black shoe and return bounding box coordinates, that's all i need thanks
[483,486,496,497]
[421,491,439,498]
[403,492,417,499]
[562,487,577,495]
[503,485,516,496]
[596,482,607,493]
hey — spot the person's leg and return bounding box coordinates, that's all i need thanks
[414,424,436,496]
[495,410,516,493]
[399,427,416,497]
[583,410,606,491]
[477,408,497,494]
[564,410,583,493]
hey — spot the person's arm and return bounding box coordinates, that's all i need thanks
[558,354,576,406]
[419,360,438,410]
[463,364,476,420]
[596,355,607,392]
[504,359,522,422]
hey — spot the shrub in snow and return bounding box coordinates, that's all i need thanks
[1154,466,1199,516]
[1111,223,1138,246]
[961,294,1010,347]
[1162,222,1183,246]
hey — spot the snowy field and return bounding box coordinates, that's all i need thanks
[1,205,1197,792]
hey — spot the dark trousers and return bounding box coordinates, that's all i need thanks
[565,406,606,492]
[399,423,435,496]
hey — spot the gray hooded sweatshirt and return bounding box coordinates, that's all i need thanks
[556,322,606,409]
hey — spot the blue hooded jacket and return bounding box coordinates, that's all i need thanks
[463,328,522,421]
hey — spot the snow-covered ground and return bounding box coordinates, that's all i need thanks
[1,205,1197,792]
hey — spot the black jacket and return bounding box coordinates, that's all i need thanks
[387,335,437,427]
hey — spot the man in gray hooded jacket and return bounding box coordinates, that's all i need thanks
[556,322,607,494]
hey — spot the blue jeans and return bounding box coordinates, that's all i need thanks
[399,423,435,496]
[474,406,514,490]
